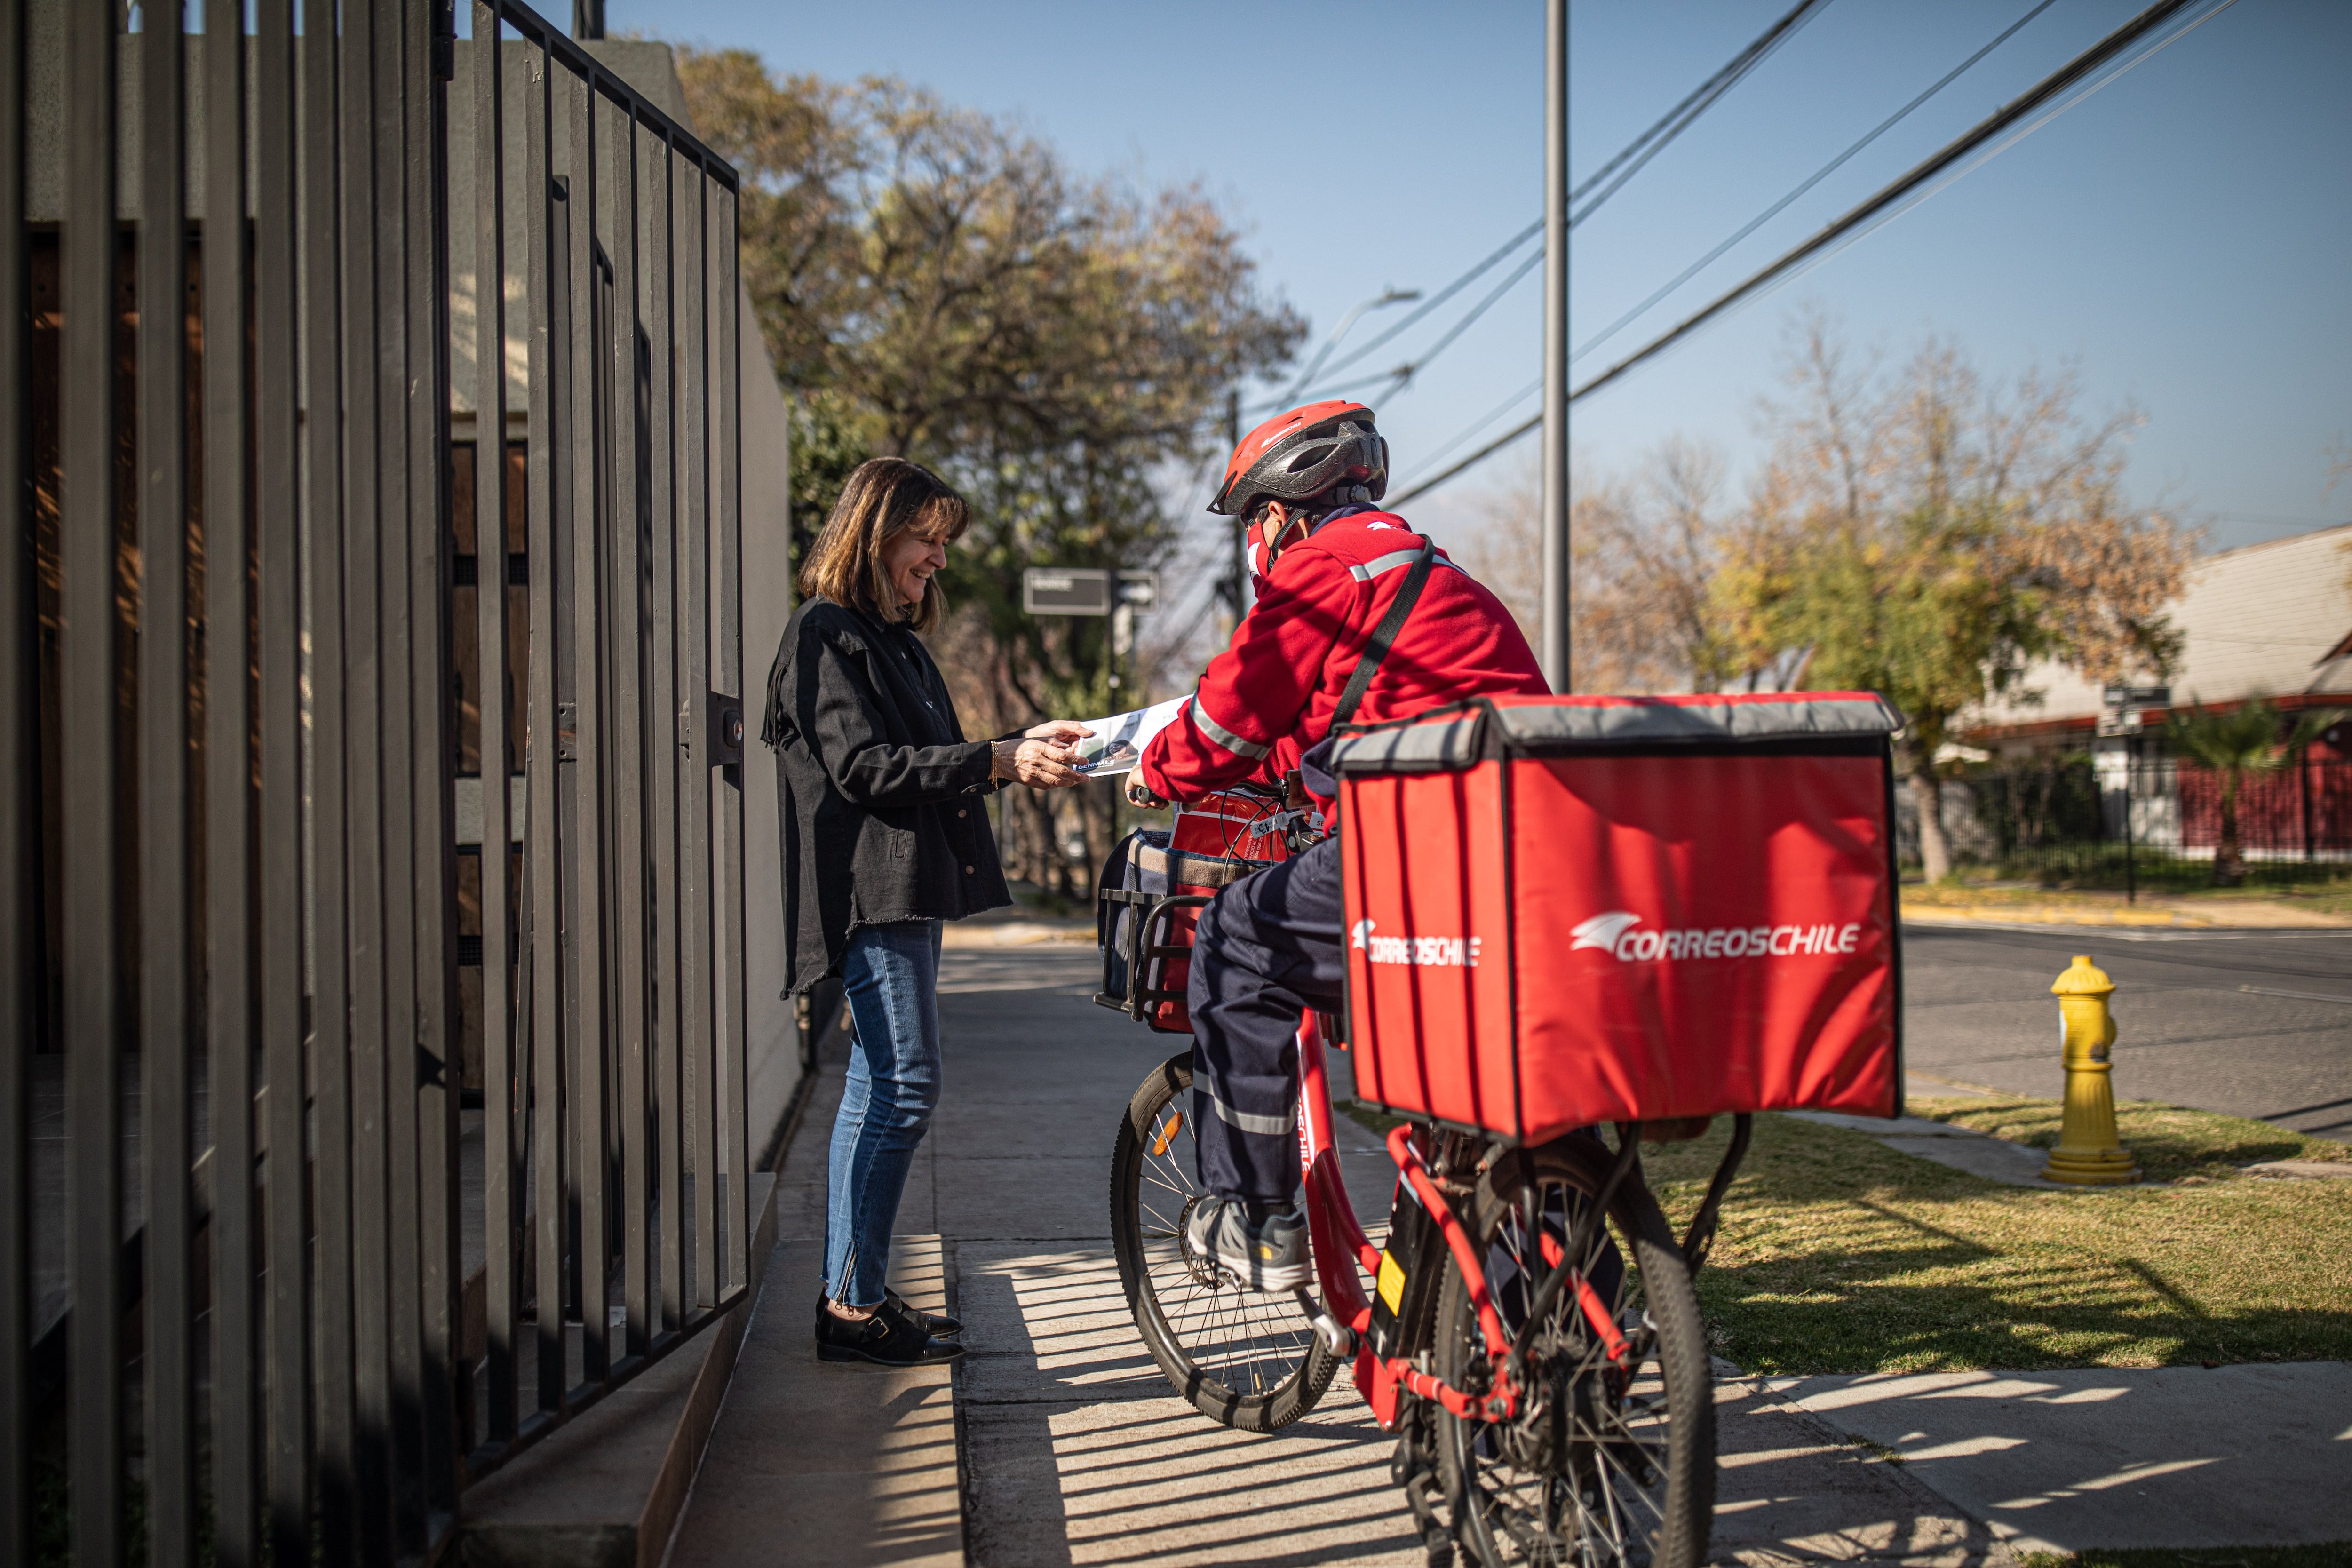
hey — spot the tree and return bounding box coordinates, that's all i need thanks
[1723,318,2193,880]
[679,50,1304,887]
[2165,700,2338,885]
[1466,439,1748,694]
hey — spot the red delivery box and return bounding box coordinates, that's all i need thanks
[1333,692,1904,1146]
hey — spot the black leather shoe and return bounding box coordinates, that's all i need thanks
[886,1287,961,1337]
[814,1297,965,1367]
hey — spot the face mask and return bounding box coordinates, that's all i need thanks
[1250,510,1307,582]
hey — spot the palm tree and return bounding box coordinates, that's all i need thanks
[2163,698,2339,885]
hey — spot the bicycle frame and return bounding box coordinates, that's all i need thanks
[1294,1013,1541,1428]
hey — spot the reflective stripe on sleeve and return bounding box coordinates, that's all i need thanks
[1206,1091,1295,1138]
[1188,694,1271,760]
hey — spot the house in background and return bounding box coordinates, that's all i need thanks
[1971,520,2352,756]
[1966,522,2352,861]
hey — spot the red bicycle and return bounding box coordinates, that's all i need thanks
[1100,691,1907,1568]
[1109,1012,1749,1568]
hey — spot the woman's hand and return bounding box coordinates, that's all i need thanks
[992,734,1084,789]
[1125,777,1168,811]
[1024,720,1090,745]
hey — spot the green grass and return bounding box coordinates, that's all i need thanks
[2017,1547,2352,1568]
[1342,1100,1410,1138]
[1904,859,2352,911]
[1640,1111,2352,1377]
[1908,1094,2349,1183]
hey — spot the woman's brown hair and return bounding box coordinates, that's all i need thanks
[795,457,970,633]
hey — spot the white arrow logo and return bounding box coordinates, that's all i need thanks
[1570,911,1642,954]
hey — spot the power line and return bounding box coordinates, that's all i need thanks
[1571,0,2058,368]
[1391,375,1543,493]
[1287,0,1830,406]
[1388,248,1545,393]
[1251,222,1539,414]
[1389,414,1547,511]
[1565,0,1833,228]
[1390,0,2218,510]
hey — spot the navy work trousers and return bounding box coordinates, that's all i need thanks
[1187,835,1345,1203]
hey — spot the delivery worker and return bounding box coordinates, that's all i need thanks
[1126,401,1549,1290]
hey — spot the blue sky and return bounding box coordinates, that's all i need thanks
[618,0,2350,558]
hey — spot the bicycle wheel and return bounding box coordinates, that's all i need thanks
[1432,1135,1713,1568]
[1110,1053,1339,1432]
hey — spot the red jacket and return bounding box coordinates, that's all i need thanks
[1138,509,1548,806]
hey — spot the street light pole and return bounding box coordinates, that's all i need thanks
[1541,0,1571,693]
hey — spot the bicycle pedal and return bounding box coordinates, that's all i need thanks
[1293,1288,1355,1357]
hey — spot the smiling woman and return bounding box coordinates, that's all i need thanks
[762,457,1090,1366]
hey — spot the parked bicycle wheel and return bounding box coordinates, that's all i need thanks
[1110,1054,1339,1432]
[1433,1134,1714,1568]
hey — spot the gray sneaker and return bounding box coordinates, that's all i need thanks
[1184,1196,1310,1292]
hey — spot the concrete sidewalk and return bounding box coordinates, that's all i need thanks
[668,941,2349,1566]
[1766,1365,2352,1556]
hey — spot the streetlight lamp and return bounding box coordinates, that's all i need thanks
[1280,286,1422,403]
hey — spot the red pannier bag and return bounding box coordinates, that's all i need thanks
[1332,692,1904,1144]
[1096,786,1291,1034]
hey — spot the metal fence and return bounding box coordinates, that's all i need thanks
[1939,754,2352,883]
[1,1,749,1561]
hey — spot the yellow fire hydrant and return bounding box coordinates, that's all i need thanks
[2042,955,2141,1185]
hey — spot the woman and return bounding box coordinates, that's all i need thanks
[762,456,1086,1368]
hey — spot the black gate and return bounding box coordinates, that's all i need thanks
[0,0,750,1561]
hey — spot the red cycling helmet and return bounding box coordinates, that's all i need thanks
[1208,400,1389,517]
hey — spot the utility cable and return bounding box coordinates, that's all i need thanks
[1387,0,2217,510]
[1287,0,1832,407]
[1249,222,1540,416]
[1392,374,1545,492]
[1388,247,1546,394]
[1570,0,2058,368]
[1565,0,1833,229]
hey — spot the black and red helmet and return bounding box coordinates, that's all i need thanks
[1208,400,1389,517]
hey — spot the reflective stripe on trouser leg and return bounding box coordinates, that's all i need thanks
[1204,1092,1294,1137]
[1186,838,1346,1205]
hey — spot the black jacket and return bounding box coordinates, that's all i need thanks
[762,597,1012,995]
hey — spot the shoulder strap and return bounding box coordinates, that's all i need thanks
[1330,539,1438,732]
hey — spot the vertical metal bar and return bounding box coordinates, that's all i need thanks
[711,182,747,1299]
[199,4,260,1557]
[471,0,520,1448]
[605,104,652,1360]
[678,168,715,1313]
[60,0,123,1559]
[564,66,609,1384]
[137,5,195,1560]
[0,0,27,1543]
[523,36,567,1416]
[1540,0,1569,693]
[644,137,683,1332]
[367,0,427,1542]
[253,3,312,1561]
[409,0,465,1528]
[295,0,356,1558]
[337,0,394,1554]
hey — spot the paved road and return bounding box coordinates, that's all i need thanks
[1899,923,2352,1140]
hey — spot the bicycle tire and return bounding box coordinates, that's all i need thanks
[1432,1135,1714,1568]
[1110,1053,1339,1432]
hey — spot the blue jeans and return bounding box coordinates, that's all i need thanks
[823,920,945,1309]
